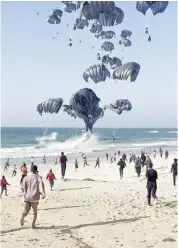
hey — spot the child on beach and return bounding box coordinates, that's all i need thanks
[0,176,10,196]
[55,158,58,165]
[74,159,78,171]
[46,169,56,191]
[12,164,17,177]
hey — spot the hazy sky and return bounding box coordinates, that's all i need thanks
[1,1,177,128]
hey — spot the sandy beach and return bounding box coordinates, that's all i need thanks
[1,151,177,248]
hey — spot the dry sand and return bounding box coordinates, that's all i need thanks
[1,152,177,248]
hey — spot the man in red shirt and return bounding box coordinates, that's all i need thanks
[60,152,68,180]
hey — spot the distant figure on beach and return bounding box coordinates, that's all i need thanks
[42,156,46,165]
[118,150,120,156]
[106,153,109,160]
[95,157,100,168]
[0,176,10,197]
[74,159,78,171]
[12,164,17,177]
[21,165,45,229]
[145,156,152,174]
[141,153,146,167]
[5,158,10,168]
[55,158,58,165]
[60,152,68,180]
[30,157,34,166]
[83,154,88,167]
[149,148,151,155]
[46,169,56,191]
[122,153,127,162]
[113,156,116,162]
[4,163,8,172]
[171,158,177,186]
[165,150,169,159]
[159,147,163,158]
[110,156,113,163]
[135,157,142,177]
[117,158,126,179]
[153,150,156,159]
[20,163,28,184]
[146,163,158,206]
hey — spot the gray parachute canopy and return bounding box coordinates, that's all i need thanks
[136,1,169,15]
[120,30,132,39]
[119,38,132,47]
[37,98,63,116]
[113,62,140,82]
[95,31,115,39]
[102,55,112,65]
[51,9,63,18]
[62,1,81,13]
[104,99,132,115]
[89,21,102,33]
[74,18,88,29]
[109,57,122,69]
[47,14,61,24]
[63,88,104,131]
[101,41,114,52]
[83,64,110,84]
[63,104,77,119]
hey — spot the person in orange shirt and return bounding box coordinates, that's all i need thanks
[20,163,28,184]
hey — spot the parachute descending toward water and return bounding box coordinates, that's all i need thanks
[113,62,140,82]
[104,99,132,115]
[63,88,104,132]
[95,31,115,39]
[83,64,110,84]
[37,98,63,116]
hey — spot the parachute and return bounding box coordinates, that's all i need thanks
[98,6,124,26]
[37,98,63,116]
[119,38,132,47]
[64,88,104,131]
[136,1,169,15]
[74,18,88,30]
[89,21,102,33]
[102,55,112,65]
[121,30,132,39]
[95,31,115,39]
[104,99,132,115]
[51,9,63,18]
[47,14,61,24]
[101,41,114,52]
[109,57,122,69]
[83,64,110,84]
[113,62,140,82]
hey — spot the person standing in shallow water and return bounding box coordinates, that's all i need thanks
[146,163,158,206]
[171,158,177,186]
[60,152,68,180]
[21,165,45,229]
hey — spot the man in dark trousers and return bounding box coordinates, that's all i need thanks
[59,152,68,180]
[146,163,158,206]
[117,158,126,179]
[171,158,177,186]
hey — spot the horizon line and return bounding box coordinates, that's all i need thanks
[1,126,177,129]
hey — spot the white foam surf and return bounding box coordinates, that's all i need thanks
[36,132,58,142]
[144,130,159,133]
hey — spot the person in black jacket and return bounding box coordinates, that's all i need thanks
[171,158,177,186]
[117,158,126,179]
[146,163,158,206]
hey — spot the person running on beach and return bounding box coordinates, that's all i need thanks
[165,150,169,159]
[20,163,28,184]
[42,156,46,165]
[106,153,109,160]
[0,176,10,197]
[21,165,45,229]
[146,163,158,206]
[74,159,78,171]
[171,158,177,186]
[46,169,56,191]
[159,147,163,158]
[60,152,68,180]
[117,158,126,179]
[153,150,156,159]
[12,164,17,177]
[135,157,142,177]
[83,154,88,167]
[141,153,146,167]
[30,157,34,166]
[95,157,100,168]
[55,158,58,165]
[122,153,127,162]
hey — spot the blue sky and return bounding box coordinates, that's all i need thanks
[1,1,177,128]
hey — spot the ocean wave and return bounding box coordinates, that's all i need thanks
[144,130,159,133]
[168,131,178,134]
[36,132,58,142]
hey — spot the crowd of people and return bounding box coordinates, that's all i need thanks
[1,147,177,229]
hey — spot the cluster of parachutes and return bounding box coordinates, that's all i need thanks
[39,1,169,131]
